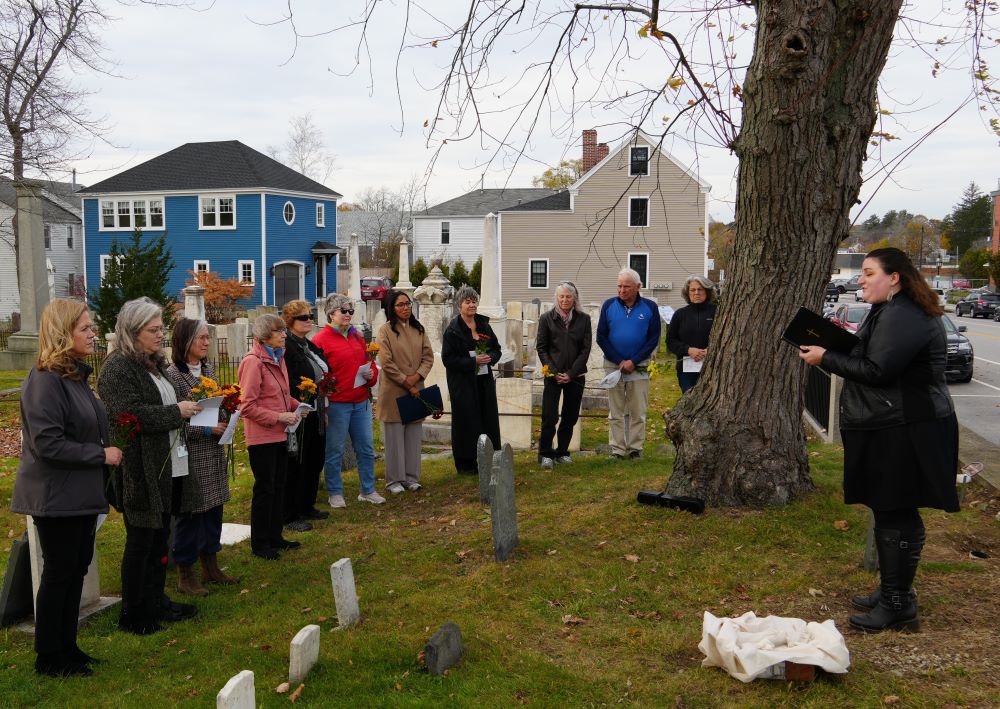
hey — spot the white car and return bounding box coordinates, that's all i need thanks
[855,287,865,302]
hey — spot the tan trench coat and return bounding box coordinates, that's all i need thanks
[376,320,434,423]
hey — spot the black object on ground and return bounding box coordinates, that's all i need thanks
[636,491,705,514]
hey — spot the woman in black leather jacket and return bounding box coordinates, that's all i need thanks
[799,247,957,633]
[667,275,717,393]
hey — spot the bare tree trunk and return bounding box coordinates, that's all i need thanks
[665,1,903,507]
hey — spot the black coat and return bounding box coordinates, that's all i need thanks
[284,332,328,435]
[11,362,109,517]
[667,302,716,360]
[536,308,592,379]
[442,313,502,466]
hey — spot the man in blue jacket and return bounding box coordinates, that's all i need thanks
[597,268,662,459]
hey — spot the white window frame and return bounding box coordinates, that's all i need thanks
[316,203,325,227]
[283,201,296,225]
[238,259,256,286]
[629,146,650,176]
[98,196,166,231]
[628,252,649,288]
[99,254,122,281]
[66,224,74,249]
[440,220,450,244]
[194,260,210,274]
[528,258,549,289]
[199,194,236,230]
[628,197,649,228]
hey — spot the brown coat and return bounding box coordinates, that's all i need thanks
[376,320,434,423]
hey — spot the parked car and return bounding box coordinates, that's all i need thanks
[854,287,865,302]
[951,278,971,289]
[932,288,947,309]
[830,302,871,334]
[824,282,840,303]
[360,276,393,302]
[942,315,973,383]
[831,278,849,294]
[955,292,1000,318]
[841,275,862,293]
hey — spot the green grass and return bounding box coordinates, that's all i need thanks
[0,370,999,707]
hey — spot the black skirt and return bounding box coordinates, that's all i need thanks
[841,413,959,512]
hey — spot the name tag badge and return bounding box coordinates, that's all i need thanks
[176,444,189,459]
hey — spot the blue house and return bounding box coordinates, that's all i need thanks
[79,140,343,308]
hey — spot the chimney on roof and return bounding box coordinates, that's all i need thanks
[582,129,600,173]
[596,142,609,164]
[71,168,76,191]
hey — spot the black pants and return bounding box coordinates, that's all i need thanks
[283,415,325,522]
[32,515,96,656]
[873,508,924,534]
[121,513,170,621]
[538,378,584,459]
[248,442,288,552]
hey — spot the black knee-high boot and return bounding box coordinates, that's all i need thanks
[849,528,923,632]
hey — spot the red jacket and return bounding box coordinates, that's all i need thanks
[312,324,379,404]
[237,341,300,445]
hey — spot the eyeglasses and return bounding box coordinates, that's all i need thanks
[292,314,313,322]
[143,326,165,335]
[394,301,412,309]
[338,308,355,315]
[272,328,287,335]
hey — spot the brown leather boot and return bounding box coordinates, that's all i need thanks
[200,553,239,585]
[177,564,209,597]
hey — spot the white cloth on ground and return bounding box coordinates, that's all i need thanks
[698,611,850,683]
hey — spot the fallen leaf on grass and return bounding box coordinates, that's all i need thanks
[354,534,367,542]
[6,529,12,539]
[630,610,663,621]
[317,616,328,622]
[166,639,177,646]
[808,588,824,598]
[456,549,472,559]
[417,650,426,665]
[239,589,250,595]
[450,519,456,526]
[546,599,564,607]
[546,549,557,555]
[595,540,607,549]
[883,696,899,706]
[624,554,640,563]
[515,689,529,704]
[289,683,304,702]
[394,683,402,691]
[561,614,587,625]
[275,682,290,693]
[627,628,641,638]
[260,644,272,652]
[301,607,312,614]
[672,611,684,620]
[833,520,849,530]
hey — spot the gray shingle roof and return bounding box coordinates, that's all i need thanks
[78,141,341,197]
[0,178,80,223]
[419,188,556,217]
[501,190,571,212]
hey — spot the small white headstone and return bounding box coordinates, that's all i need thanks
[496,378,533,449]
[289,624,321,683]
[217,670,255,709]
[330,558,360,628]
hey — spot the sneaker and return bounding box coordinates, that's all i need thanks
[285,520,312,532]
[328,494,346,509]
[629,451,642,460]
[555,455,573,465]
[302,507,330,520]
[358,491,386,505]
[386,482,405,495]
[609,452,625,460]
[540,457,554,470]
[403,481,422,491]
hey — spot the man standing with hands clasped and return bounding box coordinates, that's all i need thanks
[597,267,662,460]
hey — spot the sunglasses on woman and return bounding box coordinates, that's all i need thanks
[292,314,313,322]
[338,308,355,315]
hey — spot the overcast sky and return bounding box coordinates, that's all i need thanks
[64,1,1000,224]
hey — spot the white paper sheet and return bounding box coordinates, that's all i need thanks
[189,395,224,427]
[218,410,241,445]
[285,402,315,433]
[469,350,487,375]
[683,356,704,373]
[353,362,372,387]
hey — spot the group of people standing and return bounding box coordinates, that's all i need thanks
[11,247,958,678]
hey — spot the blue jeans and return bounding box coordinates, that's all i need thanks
[324,400,376,496]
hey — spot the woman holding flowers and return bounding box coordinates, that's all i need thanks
[280,300,331,528]
[312,294,383,508]
[12,299,121,676]
[97,298,203,635]
[238,314,304,560]
[167,318,238,596]
[442,285,501,475]
[535,282,591,469]
[377,290,434,494]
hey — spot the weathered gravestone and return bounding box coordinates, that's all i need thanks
[329,558,360,628]
[289,624,321,683]
[490,443,518,561]
[424,622,464,676]
[0,534,33,627]
[477,435,494,504]
[217,670,255,709]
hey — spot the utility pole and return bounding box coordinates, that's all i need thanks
[918,225,925,271]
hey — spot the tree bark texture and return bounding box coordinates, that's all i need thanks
[665,1,903,507]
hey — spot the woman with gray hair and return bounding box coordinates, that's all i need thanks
[441,285,502,474]
[238,314,304,559]
[535,282,591,468]
[312,294,383,507]
[666,275,718,393]
[97,297,203,635]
